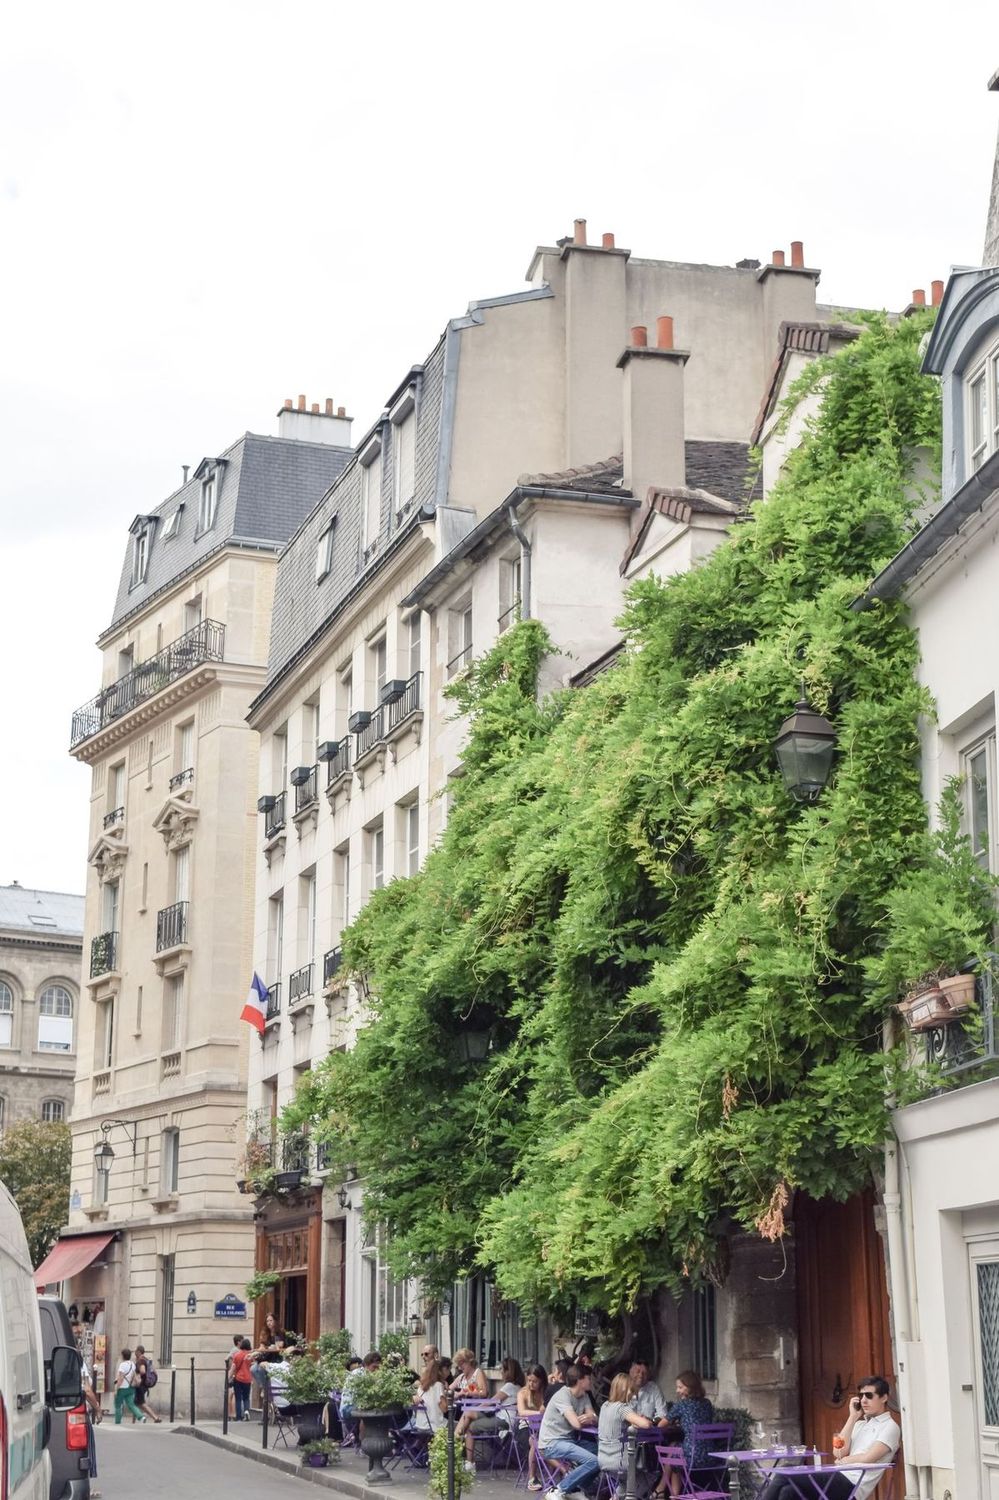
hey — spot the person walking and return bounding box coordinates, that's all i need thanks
[231,1338,254,1421]
[134,1347,162,1423]
[113,1349,146,1424]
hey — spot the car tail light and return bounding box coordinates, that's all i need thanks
[66,1405,88,1452]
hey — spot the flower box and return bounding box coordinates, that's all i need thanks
[897,979,974,1033]
[937,972,976,1015]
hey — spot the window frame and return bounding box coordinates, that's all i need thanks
[41,1099,65,1124]
[967,343,999,472]
[130,526,151,589]
[161,505,182,541]
[162,1127,180,1195]
[961,728,998,874]
[37,984,74,1054]
[0,980,13,1050]
[360,440,383,555]
[198,473,218,535]
[391,403,417,519]
[316,521,336,583]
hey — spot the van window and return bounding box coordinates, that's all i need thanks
[5,1266,41,1400]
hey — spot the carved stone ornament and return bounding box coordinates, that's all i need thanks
[152,795,200,852]
[88,833,129,886]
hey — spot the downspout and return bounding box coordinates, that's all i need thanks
[505,499,532,618]
[882,1017,924,1500]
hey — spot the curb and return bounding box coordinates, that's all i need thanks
[172,1426,381,1498]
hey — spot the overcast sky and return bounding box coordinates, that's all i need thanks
[3,0,997,894]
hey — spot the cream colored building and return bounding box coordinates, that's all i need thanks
[0,884,83,1129]
[245,222,849,1380]
[52,405,352,1407]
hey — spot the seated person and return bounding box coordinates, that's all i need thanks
[760,1379,899,1500]
[660,1370,714,1497]
[462,1358,525,1466]
[538,1363,599,1500]
[413,1358,448,1433]
[545,1358,571,1404]
[630,1362,671,1424]
[450,1348,490,1472]
[598,1372,654,1486]
[517,1364,548,1492]
[340,1351,381,1440]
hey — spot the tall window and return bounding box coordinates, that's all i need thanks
[361,448,382,552]
[97,998,115,1071]
[0,981,12,1048]
[273,728,288,790]
[162,1128,180,1193]
[198,474,217,533]
[303,872,317,960]
[967,340,999,472]
[448,600,473,677]
[963,731,997,872]
[177,720,194,774]
[184,596,203,632]
[337,671,353,735]
[335,844,351,936]
[408,614,422,680]
[131,526,151,587]
[109,761,126,816]
[405,802,420,877]
[163,975,183,1052]
[691,1284,718,1380]
[499,556,522,631]
[102,878,120,935]
[303,700,320,761]
[316,522,335,583]
[159,1255,176,1363]
[173,845,190,906]
[269,893,284,982]
[0,1096,5,1132]
[368,823,385,893]
[392,412,416,516]
[38,985,73,1052]
[370,636,388,701]
[41,1100,65,1124]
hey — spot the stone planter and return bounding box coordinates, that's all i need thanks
[275,1169,305,1191]
[293,1400,328,1446]
[355,1407,405,1484]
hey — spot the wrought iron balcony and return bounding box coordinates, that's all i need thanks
[386,671,422,732]
[323,946,343,985]
[156,900,189,952]
[70,620,225,749]
[289,962,314,1003]
[294,767,318,814]
[925,963,998,1079]
[315,1140,332,1171]
[324,737,352,786]
[355,706,386,758]
[265,982,281,1021]
[90,930,118,978]
[169,767,194,792]
[281,1132,310,1174]
[103,806,125,830]
[265,792,287,840]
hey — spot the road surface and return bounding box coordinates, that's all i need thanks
[95,1425,305,1500]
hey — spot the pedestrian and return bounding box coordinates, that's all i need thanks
[231,1338,254,1421]
[113,1348,146,1424]
[134,1346,162,1423]
[228,1334,242,1419]
[80,1351,102,1499]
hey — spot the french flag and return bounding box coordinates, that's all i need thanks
[241,973,269,1033]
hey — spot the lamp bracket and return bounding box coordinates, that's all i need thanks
[100,1118,138,1155]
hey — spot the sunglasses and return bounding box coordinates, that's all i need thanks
[858,1392,879,1400]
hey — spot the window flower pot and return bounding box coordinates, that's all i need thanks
[937,972,976,1016]
[275,1169,305,1190]
[898,986,955,1033]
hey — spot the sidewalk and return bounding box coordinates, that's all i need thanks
[173,1421,522,1500]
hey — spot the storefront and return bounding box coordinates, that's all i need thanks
[253,1186,323,1343]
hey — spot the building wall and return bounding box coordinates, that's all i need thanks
[0,918,80,1128]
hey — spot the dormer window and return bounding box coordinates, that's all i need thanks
[316,520,336,583]
[359,436,383,556]
[967,340,999,472]
[161,505,183,541]
[390,388,417,520]
[199,473,218,533]
[129,516,155,589]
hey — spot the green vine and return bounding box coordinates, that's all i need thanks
[283,312,990,1314]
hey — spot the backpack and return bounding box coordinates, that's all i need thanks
[143,1355,158,1387]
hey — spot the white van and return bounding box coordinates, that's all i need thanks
[0,1180,51,1500]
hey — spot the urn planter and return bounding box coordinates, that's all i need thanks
[356,1407,405,1484]
[292,1400,328,1446]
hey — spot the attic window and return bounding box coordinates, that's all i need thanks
[161,505,183,541]
[130,524,152,588]
[316,520,336,583]
[28,914,58,928]
[198,472,218,534]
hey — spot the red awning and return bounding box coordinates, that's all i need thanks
[34,1232,114,1289]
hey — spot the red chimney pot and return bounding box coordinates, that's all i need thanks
[631,325,648,347]
[931,279,944,307]
[912,289,926,307]
[310,403,319,414]
[337,406,346,418]
[297,394,306,411]
[602,232,615,249]
[656,316,675,351]
[325,398,334,415]
[283,398,293,410]
[772,250,786,268]
[573,218,587,246]
[790,241,804,269]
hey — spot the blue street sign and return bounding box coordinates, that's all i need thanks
[214,1293,247,1319]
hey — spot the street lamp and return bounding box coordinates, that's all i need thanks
[336,1184,352,1211]
[774,691,836,803]
[455,1025,492,1064]
[93,1119,138,1192]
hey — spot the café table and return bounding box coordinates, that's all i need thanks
[710,1450,891,1500]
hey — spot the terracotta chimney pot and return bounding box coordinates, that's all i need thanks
[931,279,944,307]
[573,218,587,246]
[283,398,293,410]
[912,289,926,307]
[337,406,346,418]
[656,316,674,351]
[602,232,615,249]
[297,394,306,411]
[310,403,319,414]
[631,325,648,347]
[772,250,786,268]
[325,398,334,415]
[791,241,804,269]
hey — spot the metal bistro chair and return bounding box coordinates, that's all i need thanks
[655,1444,729,1500]
[261,1370,297,1450]
[491,1403,525,1476]
[390,1405,434,1471]
[523,1412,572,1494]
[688,1423,735,1494]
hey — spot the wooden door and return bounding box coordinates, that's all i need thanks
[796,1190,896,1454]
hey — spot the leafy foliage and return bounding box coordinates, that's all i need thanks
[244,1268,281,1302]
[0,1121,71,1265]
[284,313,990,1313]
[429,1426,474,1500]
[347,1364,415,1412]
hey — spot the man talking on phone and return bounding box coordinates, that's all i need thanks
[759,1377,899,1500]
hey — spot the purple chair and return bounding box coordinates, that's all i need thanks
[655,1443,728,1500]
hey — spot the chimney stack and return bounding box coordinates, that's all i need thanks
[631,325,648,347]
[772,249,786,268]
[790,241,804,269]
[931,279,944,306]
[602,232,616,249]
[912,288,927,307]
[618,313,688,510]
[277,394,354,447]
[656,316,674,351]
[573,218,587,246]
[182,465,190,484]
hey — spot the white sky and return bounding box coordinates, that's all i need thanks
[2,0,997,893]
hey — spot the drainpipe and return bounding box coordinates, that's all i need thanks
[882,1017,924,1500]
[505,500,532,618]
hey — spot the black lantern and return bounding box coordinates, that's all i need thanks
[774,693,836,803]
[455,1026,492,1064]
[93,1138,115,1177]
[336,1184,351,1211]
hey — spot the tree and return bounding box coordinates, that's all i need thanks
[0,1120,72,1265]
[285,312,989,1314]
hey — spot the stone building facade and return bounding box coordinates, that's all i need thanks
[0,883,83,1129]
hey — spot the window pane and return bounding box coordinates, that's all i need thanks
[979,1261,999,1426]
[0,1013,11,1048]
[968,748,991,868]
[972,374,988,461]
[0,982,12,1012]
[40,986,73,1017]
[38,1015,72,1052]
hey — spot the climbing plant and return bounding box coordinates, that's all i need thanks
[284,312,990,1313]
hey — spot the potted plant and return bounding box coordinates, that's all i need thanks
[244,1268,281,1304]
[275,1131,309,1191]
[350,1364,415,1484]
[237,1135,277,1196]
[429,1426,475,1499]
[378,1328,411,1362]
[317,1328,353,1362]
[282,1346,340,1445]
[300,1437,340,1468]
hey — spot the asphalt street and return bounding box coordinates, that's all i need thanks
[95,1425,305,1500]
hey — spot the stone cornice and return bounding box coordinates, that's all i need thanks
[71,661,266,765]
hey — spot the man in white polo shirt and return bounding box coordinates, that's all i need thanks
[759,1376,899,1500]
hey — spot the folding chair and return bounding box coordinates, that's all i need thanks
[655,1444,728,1500]
[390,1406,433,1471]
[688,1424,735,1494]
[524,1413,572,1493]
[261,1371,297,1450]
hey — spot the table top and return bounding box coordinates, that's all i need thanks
[773,1465,893,1476]
[710,1449,820,1462]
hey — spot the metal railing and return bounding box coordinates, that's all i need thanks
[103,806,125,830]
[156,901,189,952]
[90,930,118,978]
[169,767,195,792]
[265,792,286,839]
[497,601,520,633]
[294,767,318,813]
[447,642,472,678]
[355,707,386,758]
[325,738,352,785]
[314,1140,332,1171]
[70,619,225,748]
[323,946,343,985]
[926,962,999,1078]
[289,963,313,1003]
[265,982,281,1021]
[281,1133,310,1174]
[386,671,422,731]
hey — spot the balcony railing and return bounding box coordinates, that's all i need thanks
[294,767,318,814]
[169,767,194,792]
[447,642,473,678]
[355,707,386,758]
[386,671,422,731]
[90,930,118,978]
[926,963,999,1078]
[265,792,287,840]
[156,901,189,953]
[70,619,225,748]
[289,962,314,1003]
[323,946,343,985]
[315,1140,332,1171]
[281,1132,310,1174]
[265,981,281,1021]
[325,738,352,785]
[103,806,125,830]
[498,601,520,633]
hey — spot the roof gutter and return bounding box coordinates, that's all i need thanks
[851,448,999,610]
